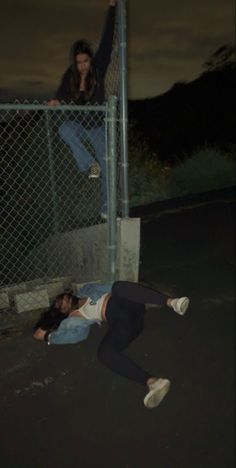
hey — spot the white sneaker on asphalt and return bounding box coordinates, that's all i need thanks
[170,297,190,316]
[144,378,171,409]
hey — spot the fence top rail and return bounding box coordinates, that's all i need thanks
[0,103,108,112]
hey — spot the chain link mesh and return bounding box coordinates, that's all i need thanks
[1,104,114,286]
[0,5,125,306]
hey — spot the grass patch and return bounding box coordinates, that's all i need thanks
[128,145,235,206]
[169,147,236,198]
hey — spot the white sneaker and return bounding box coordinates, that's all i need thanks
[101,212,108,220]
[88,163,101,179]
[170,297,190,316]
[144,378,171,409]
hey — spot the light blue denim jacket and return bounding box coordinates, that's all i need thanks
[49,282,112,345]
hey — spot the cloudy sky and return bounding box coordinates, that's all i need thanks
[0,0,234,101]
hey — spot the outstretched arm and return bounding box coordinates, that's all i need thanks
[33,317,91,345]
[94,1,117,74]
[47,325,90,345]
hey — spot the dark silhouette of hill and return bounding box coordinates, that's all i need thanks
[128,63,236,164]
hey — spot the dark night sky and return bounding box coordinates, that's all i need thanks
[0,0,234,101]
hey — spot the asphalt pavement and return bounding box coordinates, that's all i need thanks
[0,190,235,468]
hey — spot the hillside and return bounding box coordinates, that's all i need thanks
[128,63,236,163]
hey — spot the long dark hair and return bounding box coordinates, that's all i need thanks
[33,293,78,332]
[69,39,96,101]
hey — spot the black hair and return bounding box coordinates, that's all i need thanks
[67,39,96,101]
[33,293,78,332]
[70,39,94,62]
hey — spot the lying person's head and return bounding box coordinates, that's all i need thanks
[34,292,79,331]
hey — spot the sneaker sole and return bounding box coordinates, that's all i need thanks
[178,297,190,315]
[88,175,100,179]
[144,378,171,409]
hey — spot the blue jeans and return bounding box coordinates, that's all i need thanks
[59,121,107,213]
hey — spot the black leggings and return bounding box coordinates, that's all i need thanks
[97,281,169,386]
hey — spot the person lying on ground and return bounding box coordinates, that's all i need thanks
[33,280,190,409]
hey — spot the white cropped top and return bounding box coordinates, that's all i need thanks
[78,294,108,321]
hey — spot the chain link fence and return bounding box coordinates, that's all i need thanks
[0,2,129,307]
[0,100,120,287]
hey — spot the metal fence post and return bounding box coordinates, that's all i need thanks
[118,0,129,217]
[107,95,118,282]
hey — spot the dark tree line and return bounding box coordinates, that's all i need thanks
[128,45,236,164]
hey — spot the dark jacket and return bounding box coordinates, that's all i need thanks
[55,5,116,105]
